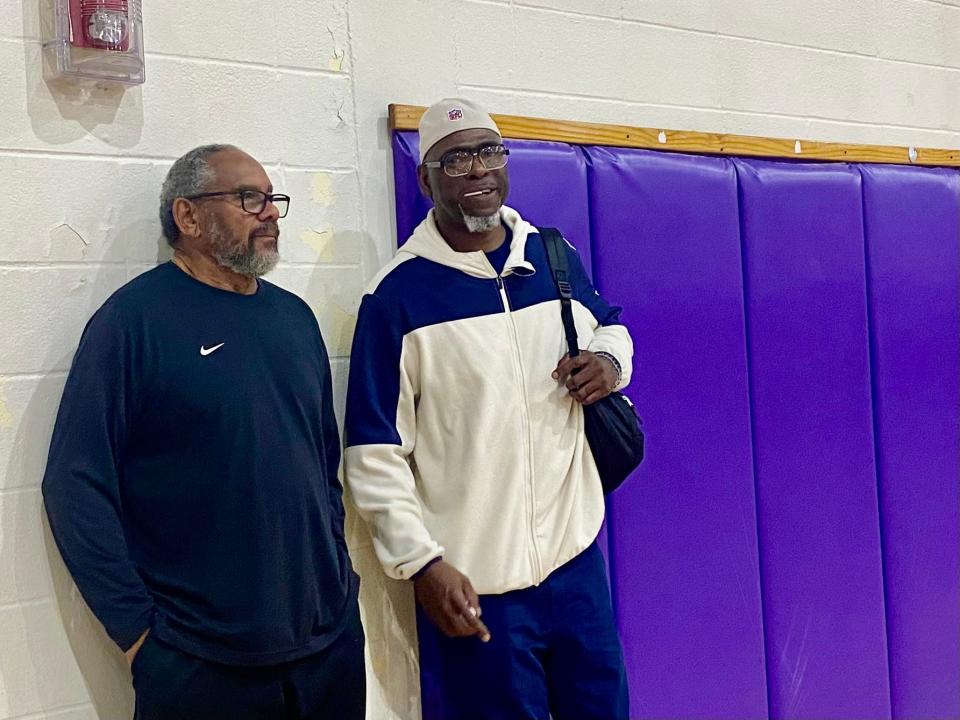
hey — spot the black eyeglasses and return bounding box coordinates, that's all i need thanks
[184,189,291,218]
[423,144,510,177]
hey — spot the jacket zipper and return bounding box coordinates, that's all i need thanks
[495,275,544,581]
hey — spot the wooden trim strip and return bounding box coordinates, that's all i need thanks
[389,103,960,167]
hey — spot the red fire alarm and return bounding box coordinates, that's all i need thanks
[44,0,145,84]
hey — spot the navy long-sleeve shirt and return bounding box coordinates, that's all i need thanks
[42,262,358,666]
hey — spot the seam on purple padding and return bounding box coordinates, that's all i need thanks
[734,159,774,720]
[858,165,896,718]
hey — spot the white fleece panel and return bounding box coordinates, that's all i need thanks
[354,298,614,594]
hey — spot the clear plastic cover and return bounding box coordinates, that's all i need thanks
[42,0,145,85]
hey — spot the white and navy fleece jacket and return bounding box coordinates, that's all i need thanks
[344,206,633,595]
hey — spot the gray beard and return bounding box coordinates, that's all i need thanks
[215,247,279,277]
[209,221,279,277]
[460,209,502,233]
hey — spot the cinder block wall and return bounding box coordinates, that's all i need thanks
[1,1,957,717]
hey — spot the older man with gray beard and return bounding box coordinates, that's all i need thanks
[42,145,365,720]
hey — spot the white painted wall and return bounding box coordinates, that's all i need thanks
[1,0,958,717]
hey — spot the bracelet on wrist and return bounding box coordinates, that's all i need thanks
[594,351,622,388]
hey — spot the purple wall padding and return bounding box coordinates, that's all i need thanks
[736,159,891,719]
[586,147,768,719]
[392,132,593,268]
[392,130,960,719]
[860,165,960,720]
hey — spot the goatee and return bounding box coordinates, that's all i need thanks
[460,208,502,233]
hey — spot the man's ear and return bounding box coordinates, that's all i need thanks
[172,198,202,240]
[417,164,434,201]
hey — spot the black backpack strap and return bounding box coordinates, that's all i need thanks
[539,227,580,358]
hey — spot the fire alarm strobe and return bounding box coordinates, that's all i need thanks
[44,0,145,85]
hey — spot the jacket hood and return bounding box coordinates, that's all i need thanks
[400,205,538,279]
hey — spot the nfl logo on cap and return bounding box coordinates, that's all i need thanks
[447,108,463,121]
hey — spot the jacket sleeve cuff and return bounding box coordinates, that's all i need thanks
[410,555,443,580]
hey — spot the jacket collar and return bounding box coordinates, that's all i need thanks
[400,205,537,279]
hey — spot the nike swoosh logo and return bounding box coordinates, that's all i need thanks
[199,343,225,356]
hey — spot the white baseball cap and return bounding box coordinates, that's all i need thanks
[418,98,501,163]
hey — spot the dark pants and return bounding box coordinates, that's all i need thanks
[417,542,629,720]
[132,602,365,720]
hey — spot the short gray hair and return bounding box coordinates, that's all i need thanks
[159,144,238,244]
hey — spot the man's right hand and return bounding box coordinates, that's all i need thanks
[414,560,491,642]
[124,628,150,666]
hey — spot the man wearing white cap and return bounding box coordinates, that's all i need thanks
[345,99,633,719]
